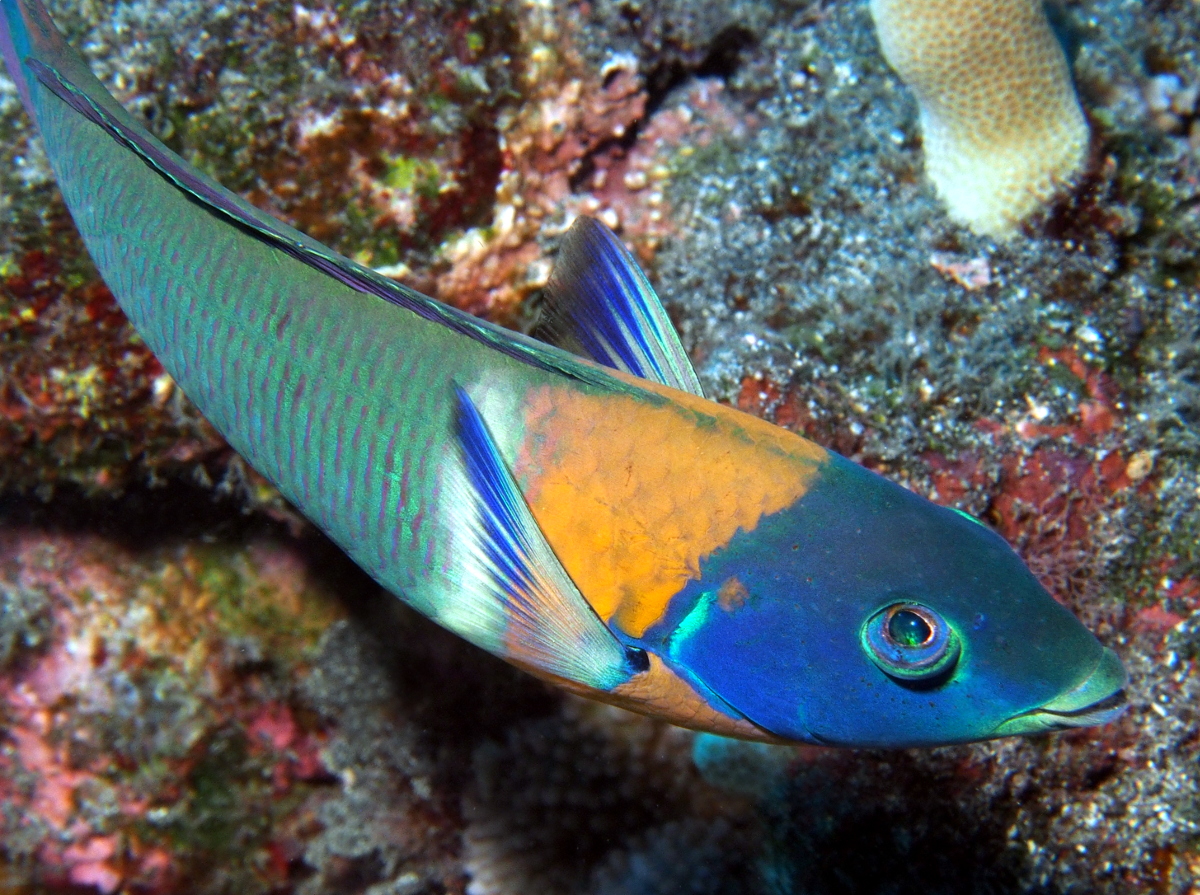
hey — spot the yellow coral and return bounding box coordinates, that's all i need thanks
[870,0,1089,237]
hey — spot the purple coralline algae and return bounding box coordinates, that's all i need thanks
[0,0,1198,893]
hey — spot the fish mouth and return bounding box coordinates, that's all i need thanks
[993,647,1128,737]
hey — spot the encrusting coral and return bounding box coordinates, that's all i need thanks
[869,0,1089,236]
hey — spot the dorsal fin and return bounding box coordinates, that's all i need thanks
[542,217,704,397]
[452,386,645,691]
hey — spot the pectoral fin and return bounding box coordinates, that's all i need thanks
[453,386,642,691]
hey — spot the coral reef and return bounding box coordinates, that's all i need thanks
[0,0,752,498]
[1,0,1199,893]
[869,0,1089,236]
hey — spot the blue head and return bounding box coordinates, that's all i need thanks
[649,453,1126,747]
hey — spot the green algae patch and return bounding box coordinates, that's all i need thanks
[178,730,261,853]
[154,724,315,880]
[383,153,445,198]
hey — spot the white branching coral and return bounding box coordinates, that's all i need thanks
[870,0,1090,237]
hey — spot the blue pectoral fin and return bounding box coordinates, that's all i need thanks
[454,387,639,691]
[542,217,705,397]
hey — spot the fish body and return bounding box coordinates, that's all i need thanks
[0,0,1126,747]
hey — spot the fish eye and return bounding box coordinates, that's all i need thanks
[861,602,960,681]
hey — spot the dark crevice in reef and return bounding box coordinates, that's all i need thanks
[0,480,403,615]
[643,24,758,118]
[569,23,757,192]
[0,482,377,611]
[766,750,1063,895]
[1,480,260,544]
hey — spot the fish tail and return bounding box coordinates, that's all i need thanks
[1,0,108,121]
[0,0,37,111]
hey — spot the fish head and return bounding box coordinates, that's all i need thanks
[659,452,1126,747]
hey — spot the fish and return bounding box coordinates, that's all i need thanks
[0,0,1126,748]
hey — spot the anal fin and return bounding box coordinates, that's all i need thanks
[454,386,641,691]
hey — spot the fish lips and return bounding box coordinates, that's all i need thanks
[991,647,1128,737]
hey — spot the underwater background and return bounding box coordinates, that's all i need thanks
[0,0,1197,892]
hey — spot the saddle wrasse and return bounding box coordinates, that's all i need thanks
[0,0,1126,747]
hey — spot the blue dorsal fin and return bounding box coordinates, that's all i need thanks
[542,217,705,397]
[454,387,645,691]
